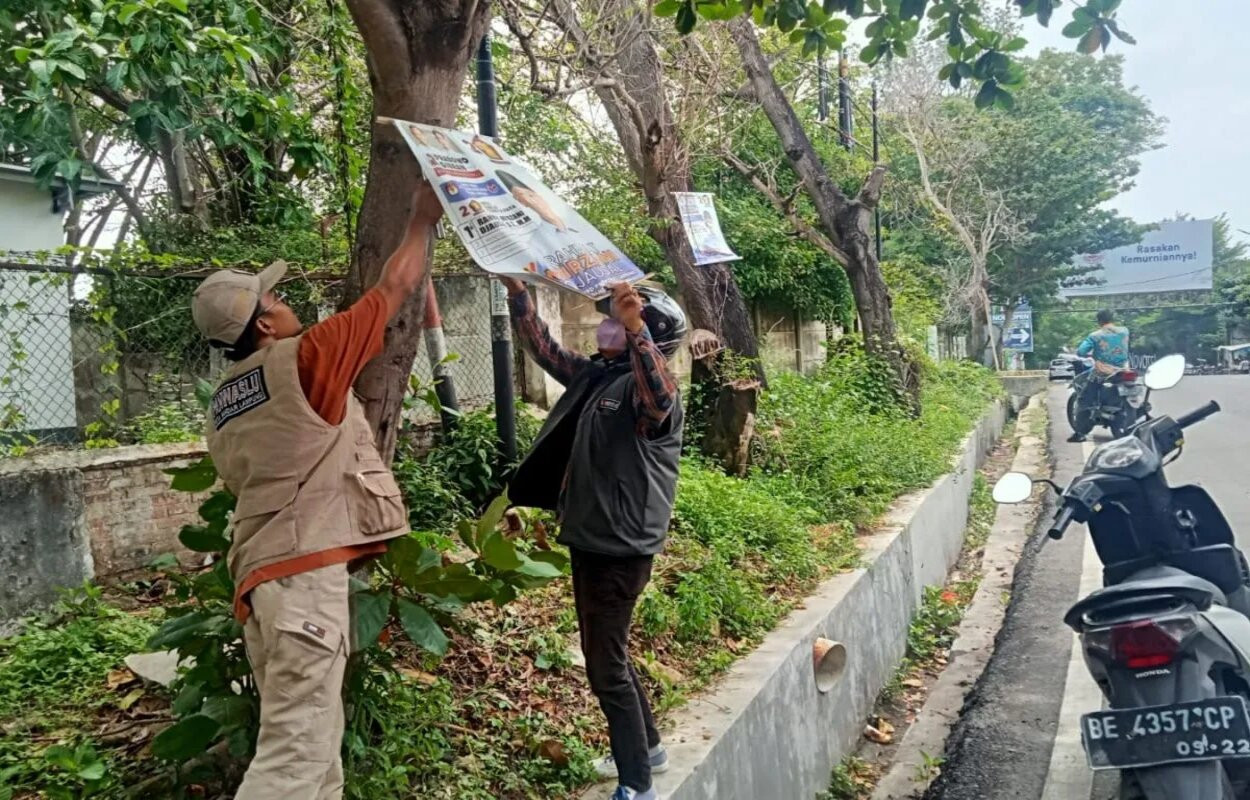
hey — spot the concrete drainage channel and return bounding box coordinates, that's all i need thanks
[588,399,1013,800]
[871,394,1048,799]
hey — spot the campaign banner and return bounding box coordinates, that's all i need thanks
[674,192,740,266]
[393,120,644,298]
[991,304,1033,353]
[1062,219,1214,297]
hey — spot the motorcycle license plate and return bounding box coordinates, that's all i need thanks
[1118,384,1143,397]
[1082,697,1250,770]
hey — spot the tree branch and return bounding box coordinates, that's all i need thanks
[343,0,411,86]
[722,150,849,267]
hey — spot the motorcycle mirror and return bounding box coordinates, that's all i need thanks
[992,471,1034,504]
[1144,354,1186,391]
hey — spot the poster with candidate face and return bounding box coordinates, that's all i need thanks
[393,119,644,298]
[674,192,740,266]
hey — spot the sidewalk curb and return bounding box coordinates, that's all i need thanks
[870,393,1049,799]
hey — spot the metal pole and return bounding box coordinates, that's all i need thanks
[817,52,830,122]
[871,82,882,262]
[477,34,517,462]
[838,51,852,151]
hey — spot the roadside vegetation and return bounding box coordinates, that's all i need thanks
[0,353,1000,799]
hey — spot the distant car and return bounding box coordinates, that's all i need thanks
[1048,358,1076,381]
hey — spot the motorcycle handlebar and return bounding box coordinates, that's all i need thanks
[1175,400,1221,430]
[1048,504,1075,540]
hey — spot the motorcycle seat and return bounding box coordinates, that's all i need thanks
[1064,567,1225,630]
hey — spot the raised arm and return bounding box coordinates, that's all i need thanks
[612,283,677,432]
[502,277,591,386]
[375,182,446,320]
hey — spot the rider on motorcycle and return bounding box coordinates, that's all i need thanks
[1069,309,1131,442]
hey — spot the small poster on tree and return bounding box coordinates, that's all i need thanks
[392,119,644,298]
[673,192,740,266]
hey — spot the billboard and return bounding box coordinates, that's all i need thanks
[1061,219,1214,297]
[991,304,1033,353]
[393,119,644,298]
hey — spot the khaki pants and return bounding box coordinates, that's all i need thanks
[237,563,349,800]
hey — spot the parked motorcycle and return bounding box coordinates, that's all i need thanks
[994,354,1250,800]
[1067,360,1150,439]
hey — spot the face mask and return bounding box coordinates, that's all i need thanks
[596,317,626,354]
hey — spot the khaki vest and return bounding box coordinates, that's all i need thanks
[205,336,408,583]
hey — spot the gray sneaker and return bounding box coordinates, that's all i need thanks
[594,745,670,779]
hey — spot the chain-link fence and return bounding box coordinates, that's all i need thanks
[0,259,498,454]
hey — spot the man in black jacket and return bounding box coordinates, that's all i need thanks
[503,278,685,800]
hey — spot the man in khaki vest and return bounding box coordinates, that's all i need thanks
[190,185,444,799]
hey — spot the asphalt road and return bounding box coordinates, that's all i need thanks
[927,376,1250,800]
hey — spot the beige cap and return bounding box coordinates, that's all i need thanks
[191,260,287,347]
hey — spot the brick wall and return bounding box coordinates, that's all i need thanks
[0,442,210,580]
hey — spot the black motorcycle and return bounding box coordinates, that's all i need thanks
[1067,359,1150,439]
[996,354,1250,799]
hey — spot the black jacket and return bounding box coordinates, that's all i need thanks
[509,357,682,557]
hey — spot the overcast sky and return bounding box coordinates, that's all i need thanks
[1023,0,1250,246]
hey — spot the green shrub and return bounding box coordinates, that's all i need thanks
[0,585,159,796]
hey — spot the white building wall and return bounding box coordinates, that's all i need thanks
[0,178,77,432]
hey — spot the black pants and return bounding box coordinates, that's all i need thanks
[571,548,660,792]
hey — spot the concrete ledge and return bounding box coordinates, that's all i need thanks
[603,401,1007,800]
[1000,372,1049,401]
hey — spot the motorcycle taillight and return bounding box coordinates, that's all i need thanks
[1119,370,1138,382]
[1101,619,1193,669]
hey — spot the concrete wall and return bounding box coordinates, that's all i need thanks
[0,442,209,619]
[0,468,91,621]
[755,303,829,376]
[605,401,1008,800]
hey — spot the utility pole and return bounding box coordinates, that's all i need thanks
[476,34,517,462]
[871,81,882,262]
[837,50,852,151]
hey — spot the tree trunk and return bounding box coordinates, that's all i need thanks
[343,0,491,462]
[729,20,916,405]
[550,0,762,461]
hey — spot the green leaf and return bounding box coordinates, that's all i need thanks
[516,556,563,579]
[117,4,143,24]
[397,598,450,656]
[200,695,253,727]
[475,494,510,546]
[178,524,230,553]
[350,590,390,652]
[152,714,221,761]
[148,611,230,650]
[105,61,128,89]
[194,378,215,411]
[165,0,189,13]
[131,32,146,54]
[1003,36,1027,52]
[1106,19,1135,44]
[675,2,697,34]
[166,457,217,492]
[456,519,476,552]
[974,79,998,110]
[44,745,77,771]
[29,59,53,82]
[1077,26,1102,54]
[54,60,86,80]
[77,760,106,782]
[994,87,1015,111]
[653,0,682,15]
[859,42,880,63]
[1061,18,1092,37]
[528,550,570,570]
[171,683,204,717]
[479,531,523,572]
[198,491,236,524]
